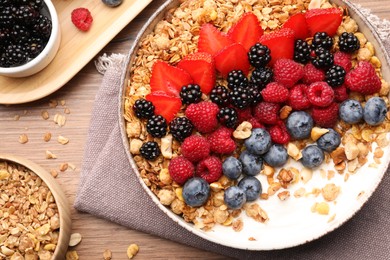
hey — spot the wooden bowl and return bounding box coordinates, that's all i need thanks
[0,154,71,258]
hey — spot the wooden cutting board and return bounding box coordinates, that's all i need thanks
[0,0,152,105]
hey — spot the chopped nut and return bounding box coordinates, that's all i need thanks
[59,163,68,172]
[294,187,306,198]
[49,99,58,108]
[314,202,330,215]
[344,142,360,160]
[69,233,82,247]
[161,134,173,159]
[261,164,275,176]
[330,147,347,164]
[287,142,302,160]
[45,150,57,159]
[43,132,51,142]
[64,107,71,114]
[50,169,58,178]
[322,183,340,202]
[53,113,66,127]
[18,134,29,144]
[157,189,175,205]
[41,111,49,120]
[57,135,69,145]
[233,121,252,139]
[103,249,112,260]
[311,127,329,141]
[279,105,292,120]
[277,190,290,201]
[66,251,79,260]
[127,244,139,259]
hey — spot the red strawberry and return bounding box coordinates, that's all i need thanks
[71,8,93,31]
[269,121,290,144]
[150,61,193,97]
[254,102,280,125]
[259,28,295,66]
[261,82,289,103]
[214,43,250,76]
[334,51,352,72]
[305,8,343,36]
[345,61,381,95]
[303,63,325,84]
[273,59,304,88]
[168,156,195,185]
[207,127,236,154]
[282,13,309,40]
[177,52,216,94]
[185,101,219,133]
[311,102,339,128]
[145,92,181,122]
[181,135,210,163]
[196,156,223,183]
[198,23,234,56]
[288,84,311,110]
[227,12,264,52]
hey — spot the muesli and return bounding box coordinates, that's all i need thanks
[124,0,390,231]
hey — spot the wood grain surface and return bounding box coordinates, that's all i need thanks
[0,0,388,259]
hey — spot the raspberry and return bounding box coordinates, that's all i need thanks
[269,121,290,144]
[185,101,219,133]
[236,107,253,123]
[248,117,265,129]
[254,102,280,125]
[302,63,325,84]
[181,135,210,162]
[345,61,381,95]
[333,85,349,102]
[71,8,93,31]
[288,84,311,110]
[306,82,334,107]
[196,156,223,183]
[311,102,339,127]
[207,127,236,154]
[333,51,352,72]
[168,156,195,185]
[261,82,289,103]
[273,59,304,88]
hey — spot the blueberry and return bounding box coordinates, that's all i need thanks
[316,129,341,152]
[263,144,288,167]
[224,186,247,209]
[244,128,272,155]
[339,99,363,124]
[239,150,263,176]
[300,145,324,168]
[363,97,387,126]
[286,111,314,140]
[182,177,210,207]
[101,0,123,7]
[238,176,262,202]
[222,156,242,180]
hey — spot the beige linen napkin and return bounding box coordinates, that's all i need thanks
[75,4,390,259]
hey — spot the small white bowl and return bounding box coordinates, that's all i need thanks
[0,0,61,78]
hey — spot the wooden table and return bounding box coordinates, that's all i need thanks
[0,0,388,258]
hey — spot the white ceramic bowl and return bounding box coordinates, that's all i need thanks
[0,0,61,78]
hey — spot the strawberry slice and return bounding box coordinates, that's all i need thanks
[145,92,182,122]
[259,28,295,66]
[282,13,308,40]
[177,52,216,94]
[214,43,250,77]
[305,8,343,36]
[150,61,193,97]
[227,12,264,52]
[198,23,234,56]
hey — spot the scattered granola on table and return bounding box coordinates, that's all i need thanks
[0,161,60,259]
[124,0,390,231]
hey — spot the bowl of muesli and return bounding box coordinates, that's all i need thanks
[0,154,71,258]
[120,0,390,250]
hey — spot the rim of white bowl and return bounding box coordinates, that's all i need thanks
[0,0,59,73]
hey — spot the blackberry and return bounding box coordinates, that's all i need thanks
[294,39,311,64]
[28,0,44,11]
[247,83,262,105]
[15,5,39,24]
[0,55,11,68]
[147,115,167,138]
[32,14,52,39]
[217,107,238,128]
[133,98,155,119]
[210,85,230,107]
[250,67,273,89]
[227,70,248,89]
[248,43,271,68]
[338,32,360,53]
[24,36,45,58]
[5,44,28,66]
[169,117,194,142]
[180,84,202,104]
[311,32,333,50]
[0,28,10,45]
[10,24,30,43]
[0,6,14,28]
[312,48,334,69]
[229,86,252,109]
[325,65,346,87]
[140,141,161,161]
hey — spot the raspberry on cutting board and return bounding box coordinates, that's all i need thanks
[71,7,93,31]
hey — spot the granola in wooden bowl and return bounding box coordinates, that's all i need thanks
[121,0,390,249]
